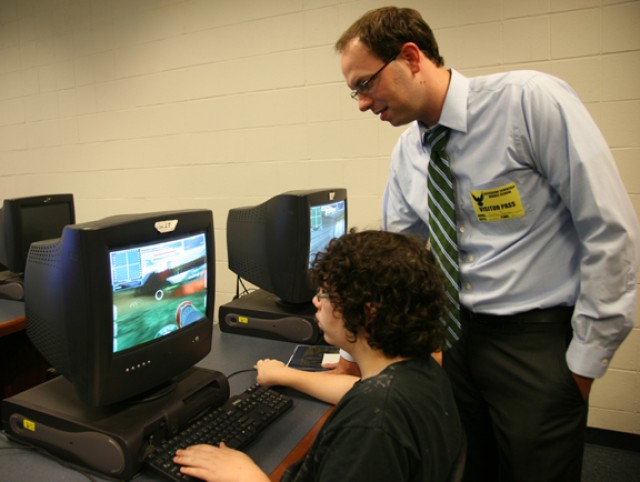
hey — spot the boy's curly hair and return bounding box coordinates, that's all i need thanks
[309,230,447,357]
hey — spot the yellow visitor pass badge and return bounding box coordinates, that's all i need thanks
[470,182,525,222]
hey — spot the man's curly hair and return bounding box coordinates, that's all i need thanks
[309,230,447,357]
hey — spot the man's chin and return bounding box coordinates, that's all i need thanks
[380,109,411,127]
[386,117,411,127]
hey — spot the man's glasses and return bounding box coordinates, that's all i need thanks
[350,53,399,100]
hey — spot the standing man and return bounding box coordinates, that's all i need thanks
[335,6,639,482]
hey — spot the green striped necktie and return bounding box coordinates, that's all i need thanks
[426,125,462,345]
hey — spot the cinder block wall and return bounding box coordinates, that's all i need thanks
[0,0,638,434]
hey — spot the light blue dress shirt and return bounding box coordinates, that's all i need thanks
[382,69,639,378]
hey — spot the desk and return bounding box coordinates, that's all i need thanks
[0,299,25,335]
[0,322,331,481]
[0,299,49,398]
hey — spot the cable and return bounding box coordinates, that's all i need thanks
[226,368,257,379]
[233,276,255,300]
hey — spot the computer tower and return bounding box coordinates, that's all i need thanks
[2,367,229,480]
[218,289,323,344]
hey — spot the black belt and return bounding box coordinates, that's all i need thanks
[461,306,574,326]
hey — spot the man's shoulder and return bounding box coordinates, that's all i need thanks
[468,69,562,92]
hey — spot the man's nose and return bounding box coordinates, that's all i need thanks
[358,95,373,112]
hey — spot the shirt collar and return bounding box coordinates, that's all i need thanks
[440,69,468,134]
[419,68,469,138]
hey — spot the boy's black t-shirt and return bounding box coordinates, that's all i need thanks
[282,357,464,482]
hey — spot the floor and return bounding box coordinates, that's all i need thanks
[582,441,640,482]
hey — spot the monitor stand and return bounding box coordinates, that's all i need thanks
[218,289,323,344]
[1,366,229,480]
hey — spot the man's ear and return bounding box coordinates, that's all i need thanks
[399,42,423,73]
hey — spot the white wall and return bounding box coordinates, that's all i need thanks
[1,0,638,434]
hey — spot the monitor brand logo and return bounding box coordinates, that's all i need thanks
[155,220,178,233]
[329,192,335,201]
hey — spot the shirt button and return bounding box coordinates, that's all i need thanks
[459,226,465,234]
[464,283,472,291]
[601,359,610,366]
[467,254,475,262]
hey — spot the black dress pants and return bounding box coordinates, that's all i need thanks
[443,307,588,482]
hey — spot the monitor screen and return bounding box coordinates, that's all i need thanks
[24,209,214,407]
[111,232,208,353]
[308,199,346,268]
[226,188,347,306]
[0,194,75,274]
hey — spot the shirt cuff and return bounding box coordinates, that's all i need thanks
[566,339,614,379]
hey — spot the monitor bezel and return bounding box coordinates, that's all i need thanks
[98,214,214,405]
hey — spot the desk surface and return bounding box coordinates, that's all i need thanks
[0,323,330,481]
[0,299,26,337]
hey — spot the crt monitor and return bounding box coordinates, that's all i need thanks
[226,188,347,305]
[0,194,75,274]
[24,209,215,407]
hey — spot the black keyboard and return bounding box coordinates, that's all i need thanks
[146,384,292,481]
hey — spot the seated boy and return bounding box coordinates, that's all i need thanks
[173,230,465,482]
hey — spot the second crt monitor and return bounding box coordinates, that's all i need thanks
[226,188,347,305]
[220,189,347,343]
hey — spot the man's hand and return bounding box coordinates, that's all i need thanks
[571,372,594,400]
